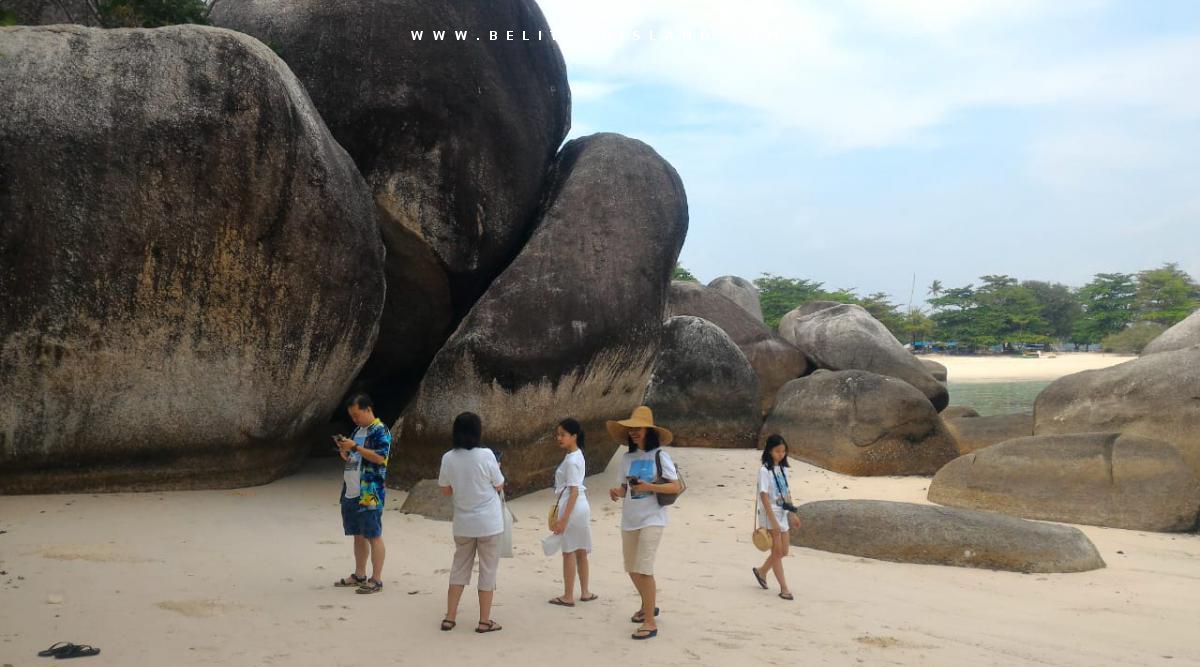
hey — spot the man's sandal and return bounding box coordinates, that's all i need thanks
[548,596,575,607]
[632,627,658,640]
[335,574,367,587]
[579,594,599,602]
[475,620,503,633]
[355,578,383,594]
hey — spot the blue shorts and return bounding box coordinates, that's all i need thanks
[341,496,383,538]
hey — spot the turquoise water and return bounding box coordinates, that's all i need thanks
[946,381,1053,416]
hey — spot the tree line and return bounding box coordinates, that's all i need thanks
[675,263,1198,354]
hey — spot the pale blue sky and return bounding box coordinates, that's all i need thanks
[536,0,1200,306]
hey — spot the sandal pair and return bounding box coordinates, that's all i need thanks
[38,642,100,658]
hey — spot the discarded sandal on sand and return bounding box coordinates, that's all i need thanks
[38,642,76,657]
[57,644,101,659]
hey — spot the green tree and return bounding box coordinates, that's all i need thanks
[77,0,215,27]
[929,284,980,347]
[753,274,828,329]
[1101,322,1166,354]
[927,279,943,301]
[1134,262,1197,326]
[1023,280,1080,341]
[672,263,698,283]
[1072,273,1136,346]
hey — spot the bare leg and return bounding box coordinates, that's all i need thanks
[770,532,790,594]
[353,536,368,578]
[632,573,657,631]
[577,551,592,598]
[446,584,465,622]
[479,589,495,624]
[367,537,385,582]
[560,552,577,602]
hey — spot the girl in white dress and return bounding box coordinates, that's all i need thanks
[752,434,801,601]
[548,418,597,606]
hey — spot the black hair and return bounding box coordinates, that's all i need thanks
[558,418,585,450]
[452,412,482,449]
[762,433,789,470]
[347,393,374,410]
[626,428,660,453]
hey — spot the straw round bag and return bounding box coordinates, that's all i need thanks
[752,495,772,551]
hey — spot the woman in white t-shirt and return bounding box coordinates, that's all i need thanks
[438,412,506,634]
[752,434,800,601]
[606,406,680,641]
[547,418,597,607]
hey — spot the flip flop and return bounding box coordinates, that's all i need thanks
[37,642,76,657]
[631,627,658,640]
[630,607,660,623]
[440,618,456,631]
[475,620,503,634]
[752,567,768,590]
[779,592,794,601]
[57,644,101,658]
[548,597,575,607]
[579,594,599,602]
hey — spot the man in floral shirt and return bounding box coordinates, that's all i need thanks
[333,394,392,594]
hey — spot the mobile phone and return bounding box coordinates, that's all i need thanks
[627,476,639,488]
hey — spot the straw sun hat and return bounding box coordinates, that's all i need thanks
[605,406,674,446]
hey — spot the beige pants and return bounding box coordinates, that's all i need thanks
[621,526,664,575]
[450,533,501,591]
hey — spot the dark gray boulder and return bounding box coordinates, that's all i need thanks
[1142,310,1200,356]
[392,133,688,496]
[942,406,981,420]
[668,281,810,414]
[0,26,384,493]
[944,413,1033,454]
[1034,345,1200,479]
[779,304,949,411]
[707,275,764,322]
[761,370,959,476]
[790,500,1105,573]
[921,359,948,382]
[399,480,453,522]
[211,0,571,417]
[643,317,760,448]
[929,433,1200,532]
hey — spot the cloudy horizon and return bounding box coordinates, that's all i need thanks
[536,0,1200,306]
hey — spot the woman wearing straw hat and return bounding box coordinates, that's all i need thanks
[606,406,681,641]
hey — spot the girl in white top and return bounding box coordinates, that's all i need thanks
[752,434,800,601]
[606,406,681,641]
[547,418,597,607]
[438,412,506,634]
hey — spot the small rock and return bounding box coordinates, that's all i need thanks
[47,593,64,604]
[1117,550,1125,555]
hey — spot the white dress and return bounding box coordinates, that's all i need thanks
[554,449,593,553]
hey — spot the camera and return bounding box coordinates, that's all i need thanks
[778,500,799,513]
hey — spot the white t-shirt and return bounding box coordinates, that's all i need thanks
[438,447,506,538]
[342,427,368,499]
[757,465,791,527]
[554,449,587,500]
[620,448,678,531]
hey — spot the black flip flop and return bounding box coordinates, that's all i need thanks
[548,597,575,607]
[38,642,76,657]
[57,644,101,658]
[579,594,599,602]
[752,567,768,590]
[630,607,660,623]
[779,592,794,601]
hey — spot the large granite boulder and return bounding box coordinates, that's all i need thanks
[707,275,763,322]
[929,433,1200,532]
[212,0,571,417]
[779,304,949,411]
[761,370,959,476]
[790,500,1105,573]
[942,406,981,420]
[392,133,688,496]
[944,413,1033,455]
[668,281,810,414]
[1142,310,1200,356]
[921,359,948,382]
[399,479,453,522]
[0,0,97,25]
[643,317,759,448]
[1034,345,1200,478]
[0,26,384,493]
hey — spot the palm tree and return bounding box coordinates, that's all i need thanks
[927,280,943,302]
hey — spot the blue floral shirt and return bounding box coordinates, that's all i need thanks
[356,419,392,509]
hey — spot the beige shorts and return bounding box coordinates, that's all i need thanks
[449,534,501,591]
[621,526,664,575]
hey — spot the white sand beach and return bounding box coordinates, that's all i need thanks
[927,352,1133,383]
[2,446,1197,666]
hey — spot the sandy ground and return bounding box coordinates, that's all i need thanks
[926,352,1133,383]
[2,446,1197,667]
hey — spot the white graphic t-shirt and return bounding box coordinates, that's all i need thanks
[342,427,368,500]
[620,449,678,531]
